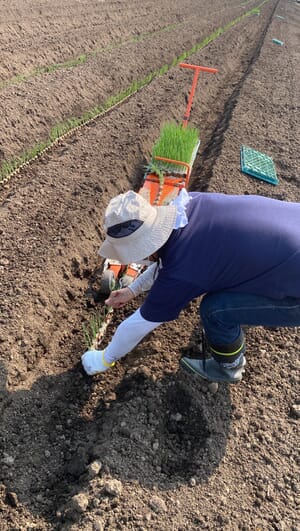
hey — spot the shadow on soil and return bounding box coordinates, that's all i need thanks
[0,359,231,525]
[95,369,232,486]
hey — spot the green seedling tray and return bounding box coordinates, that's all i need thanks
[240,146,279,185]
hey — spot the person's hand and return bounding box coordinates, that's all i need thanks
[105,287,135,309]
[81,349,115,375]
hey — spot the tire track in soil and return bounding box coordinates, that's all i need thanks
[190,0,279,192]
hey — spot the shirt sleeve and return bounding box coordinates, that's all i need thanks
[128,263,158,296]
[104,308,162,363]
[140,273,203,322]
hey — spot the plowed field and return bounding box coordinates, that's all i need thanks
[0,0,299,529]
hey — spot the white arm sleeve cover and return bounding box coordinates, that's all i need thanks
[104,308,162,364]
[128,263,158,296]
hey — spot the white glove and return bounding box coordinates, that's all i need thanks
[81,349,115,375]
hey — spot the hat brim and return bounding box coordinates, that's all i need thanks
[99,203,177,264]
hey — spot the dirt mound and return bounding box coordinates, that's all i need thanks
[93,369,230,486]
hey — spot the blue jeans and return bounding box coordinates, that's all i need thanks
[200,292,300,364]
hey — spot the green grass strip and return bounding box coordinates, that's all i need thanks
[0,23,180,91]
[0,0,270,185]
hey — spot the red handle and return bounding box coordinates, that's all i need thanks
[179,63,218,74]
[179,63,218,127]
[154,156,191,181]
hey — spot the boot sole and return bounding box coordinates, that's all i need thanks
[180,358,245,384]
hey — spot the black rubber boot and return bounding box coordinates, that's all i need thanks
[180,355,246,384]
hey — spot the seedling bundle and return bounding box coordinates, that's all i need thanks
[142,121,200,207]
[152,122,199,173]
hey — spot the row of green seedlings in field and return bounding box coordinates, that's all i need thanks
[0,72,158,183]
[1,0,256,91]
[0,0,269,186]
[0,23,181,91]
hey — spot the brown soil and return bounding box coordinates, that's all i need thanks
[0,0,299,530]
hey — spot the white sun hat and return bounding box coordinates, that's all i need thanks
[99,190,177,264]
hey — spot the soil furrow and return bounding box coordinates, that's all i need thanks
[190,0,279,190]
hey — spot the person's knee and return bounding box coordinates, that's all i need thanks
[200,292,223,321]
[199,292,243,348]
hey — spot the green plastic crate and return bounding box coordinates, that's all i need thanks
[240,146,279,185]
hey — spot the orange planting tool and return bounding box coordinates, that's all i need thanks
[179,63,218,128]
[142,156,192,206]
